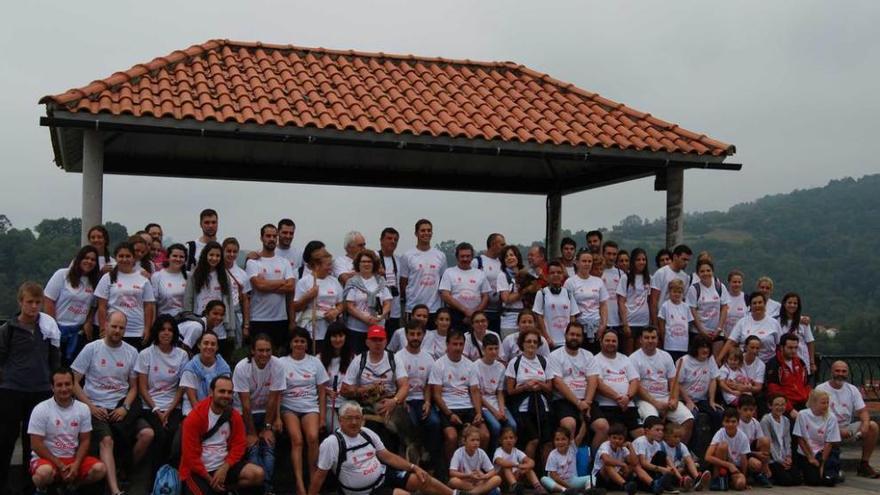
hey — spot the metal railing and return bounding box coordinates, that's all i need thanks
[818,355,880,402]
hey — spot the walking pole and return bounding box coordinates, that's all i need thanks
[311,276,318,355]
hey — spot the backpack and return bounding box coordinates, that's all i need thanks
[174,312,206,350]
[507,354,549,413]
[354,350,397,389]
[333,429,386,492]
[185,241,198,272]
[151,464,181,495]
[692,278,722,300]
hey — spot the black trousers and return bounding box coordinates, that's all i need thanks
[0,388,51,489]
[769,461,802,486]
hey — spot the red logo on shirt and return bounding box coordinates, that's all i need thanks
[116,362,124,368]
[100,359,107,366]
[70,421,79,427]
[167,283,173,288]
[55,419,61,426]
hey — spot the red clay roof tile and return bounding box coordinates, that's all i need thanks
[40,39,734,157]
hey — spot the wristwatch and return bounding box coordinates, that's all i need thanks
[265,423,273,430]
[123,403,130,411]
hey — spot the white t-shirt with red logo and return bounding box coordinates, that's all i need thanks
[475,359,506,411]
[677,355,720,402]
[428,355,479,410]
[710,428,751,468]
[496,271,524,329]
[658,300,693,352]
[71,339,138,409]
[342,352,408,397]
[504,354,550,412]
[279,354,330,413]
[451,446,494,473]
[246,255,295,322]
[344,276,392,334]
[295,274,344,340]
[472,255,502,309]
[95,271,156,337]
[151,269,186,317]
[533,287,580,346]
[564,275,608,331]
[397,347,435,402]
[728,315,782,363]
[602,268,623,327]
[500,333,550,363]
[44,268,95,327]
[134,344,189,410]
[547,347,599,401]
[793,408,841,456]
[317,427,386,495]
[738,417,766,442]
[593,352,639,407]
[650,265,690,306]
[724,292,748,335]
[629,348,676,402]
[400,247,447,312]
[232,356,286,414]
[617,274,650,327]
[422,330,448,360]
[816,381,866,428]
[686,282,730,331]
[202,409,232,472]
[27,398,91,460]
[719,364,752,405]
[439,266,491,314]
[193,271,226,316]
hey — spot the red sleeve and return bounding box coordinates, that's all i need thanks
[180,412,209,480]
[225,410,247,466]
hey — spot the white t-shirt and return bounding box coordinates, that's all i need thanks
[344,277,392,333]
[548,347,599,401]
[378,252,402,318]
[332,254,357,279]
[504,354,550,412]
[439,266,491,314]
[720,364,752,405]
[500,332,550,363]
[662,441,693,462]
[463,330,501,362]
[545,444,577,479]
[178,318,208,349]
[686,282,730,331]
[135,345,188,410]
[226,264,252,311]
[246,255,295,322]
[233,356,286,414]
[343,352,408,397]
[632,435,662,459]
[658,300,693,352]
[400,247,447,312]
[386,326,407,353]
[724,292,748,335]
[397,347,435,402]
[743,356,766,387]
[202,408,231,472]
[564,275,608,330]
[472,255,502,309]
[793,409,841,456]
[428,355,479,410]
[95,271,156,337]
[317,427,386,495]
[422,330,448,360]
[766,299,782,319]
[44,268,95,326]
[493,446,527,469]
[532,286,580,346]
[738,417,765,442]
[476,359,506,410]
[151,269,187,317]
[295,274,344,340]
[779,321,815,371]
[451,446,494,473]
[629,348,676,402]
[602,268,623,327]
[192,271,226,316]
[496,271,524,329]
[276,245,303,273]
[593,352,639,407]
[27,398,91,460]
[71,339,138,409]
[816,381,866,428]
[617,274,650,327]
[593,441,630,476]
[279,354,329,413]
[677,355,720,402]
[710,428,751,467]
[728,315,782,363]
[650,265,690,306]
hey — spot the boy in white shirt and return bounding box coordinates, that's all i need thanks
[705,407,751,491]
[736,394,773,487]
[631,417,678,493]
[593,424,637,493]
[662,422,711,491]
[657,279,692,362]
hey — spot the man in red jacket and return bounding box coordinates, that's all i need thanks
[180,375,264,494]
[765,334,812,421]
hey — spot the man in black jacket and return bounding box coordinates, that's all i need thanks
[0,282,61,492]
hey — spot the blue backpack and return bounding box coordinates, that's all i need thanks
[152,464,181,495]
[576,445,591,477]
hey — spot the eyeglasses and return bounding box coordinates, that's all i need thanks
[524,339,540,344]
[340,416,364,422]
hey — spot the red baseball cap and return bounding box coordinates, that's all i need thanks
[367,325,387,340]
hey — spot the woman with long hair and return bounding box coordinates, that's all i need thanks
[779,292,816,376]
[86,224,114,272]
[423,307,454,360]
[723,270,748,337]
[150,243,188,317]
[686,260,730,355]
[343,250,392,354]
[617,247,651,352]
[497,245,525,339]
[718,292,783,365]
[185,241,238,360]
[179,330,231,416]
[279,327,328,495]
[44,245,100,363]
[293,249,343,355]
[95,242,156,350]
[223,237,251,346]
[318,322,354,431]
[129,234,155,275]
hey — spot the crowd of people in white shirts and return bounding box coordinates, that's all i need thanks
[0,210,878,495]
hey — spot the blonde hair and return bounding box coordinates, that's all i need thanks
[17,281,43,301]
[461,425,481,443]
[726,346,743,365]
[667,279,685,292]
[807,389,831,418]
[756,276,774,289]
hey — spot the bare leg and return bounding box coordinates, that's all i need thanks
[99,436,121,494]
[681,418,694,444]
[31,465,56,489]
[863,421,879,461]
[407,472,454,495]
[132,425,155,463]
[302,413,321,478]
[236,463,266,488]
[283,413,307,495]
[591,418,609,453]
[443,426,459,464]
[84,461,108,484]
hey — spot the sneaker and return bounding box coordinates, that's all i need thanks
[681,476,694,492]
[859,461,880,479]
[664,488,681,494]
[753,473,773,488]
[695,471,712,491]
[625,481,638,495]
[512,482,525,495]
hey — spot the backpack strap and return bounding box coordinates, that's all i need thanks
[476,255,484,270]
[202,408,231,441]
[186,241,197,271]
[355,351,397,391]
[470,331,483,359]
[334,430,383,489]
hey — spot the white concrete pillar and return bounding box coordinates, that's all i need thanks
[546,192,562,259]
[81,130,104,245]
[665,166,684,248]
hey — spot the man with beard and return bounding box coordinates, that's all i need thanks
[186,208,219,271]
[560,237,577,277]
[180,375,264,495]
[246,224,296,353]
[397,319,443,471]
[816,361,880,478]
[440,242,490,330]
[547,322,599,448]
[275,218,303,272]
[593,332,643,445]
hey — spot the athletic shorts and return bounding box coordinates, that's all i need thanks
[596,406,642,432]
[30,455,101,480]
[441,408,477,429]
[636,399,694,424]
[183,459,249,495]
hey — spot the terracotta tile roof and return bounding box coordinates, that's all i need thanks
[40,39,734,157]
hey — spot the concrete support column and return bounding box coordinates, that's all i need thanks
[81,130,104,245]
[546,191,562,259]
[665,166,684,248]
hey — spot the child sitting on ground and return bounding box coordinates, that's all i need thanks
[541,425,593,494]
[793,389,842,487]
[759,393,802,486]
[593,423,638,494]
[662,422,711,492]
[631,416,678,493]
[449,425,503,495]
[705,407,751,491]
[493,426,544,494]
[736,394,773,487]
[719,347,751,406]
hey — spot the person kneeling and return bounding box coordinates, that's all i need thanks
[179,375,264,495]
[704,408,750,491]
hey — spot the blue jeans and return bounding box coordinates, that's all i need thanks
[246,412,275,491]
[58,324,82,364]
[482,407,517,452]
[407,399,443,468]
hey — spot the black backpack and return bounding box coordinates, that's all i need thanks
[692,278,723,300]
[354,350,397,388]
[507,354,549,413]
[333,429,386,492]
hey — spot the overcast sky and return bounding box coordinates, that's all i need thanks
[2,0,877,253]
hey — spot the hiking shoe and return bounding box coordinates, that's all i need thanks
[695,471,712,491]
[753,473,773,488]
[680,475,694,492]
[859,461,880,479]
[625,481,638,495]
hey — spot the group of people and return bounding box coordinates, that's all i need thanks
[1,210,878,495]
